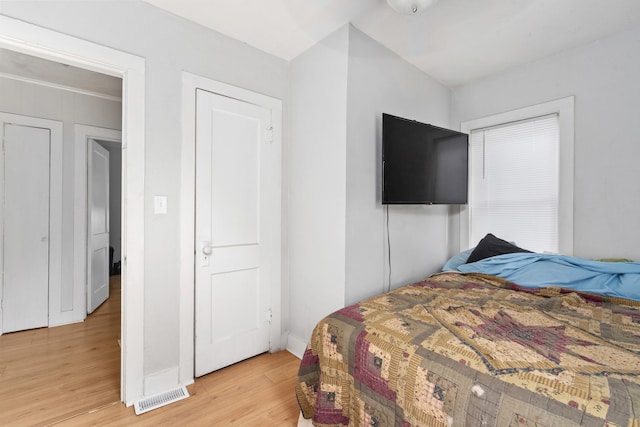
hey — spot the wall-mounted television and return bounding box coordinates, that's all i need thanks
[382,113,469,205]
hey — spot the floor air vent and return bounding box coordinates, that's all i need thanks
[134,386,190,415]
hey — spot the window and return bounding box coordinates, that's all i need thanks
[469,115,559,252]
[460,97,574,254]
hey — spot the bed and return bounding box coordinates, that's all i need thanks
[296,235,640,426]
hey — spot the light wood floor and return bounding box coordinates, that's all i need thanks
[0,276,302,426]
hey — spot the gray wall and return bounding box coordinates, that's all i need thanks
[345,27,452,305]
[287,25,452,353]
[288,25,350,351]
[1,0,288,381]
[451,25,640,261]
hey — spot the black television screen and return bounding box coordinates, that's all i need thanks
[382,113,468,205]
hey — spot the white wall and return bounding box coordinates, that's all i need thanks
[345,27,452,305]
[288,26,350,354]
[0,76,121,323]
[451,25,640,261]
[0,0,288,389]
[287,25,453,355]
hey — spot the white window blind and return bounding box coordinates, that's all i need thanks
[469,114,559,253]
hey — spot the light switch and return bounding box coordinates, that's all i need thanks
[154,195,168,214]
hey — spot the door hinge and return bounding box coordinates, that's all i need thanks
[267,308,273,324]
[264,127,274,143]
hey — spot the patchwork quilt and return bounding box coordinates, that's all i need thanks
[296,272,640,426]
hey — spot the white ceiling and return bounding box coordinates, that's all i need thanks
[144,0,640,87]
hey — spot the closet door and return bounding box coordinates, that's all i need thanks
[194,89,276,376]
[2,123,50,333]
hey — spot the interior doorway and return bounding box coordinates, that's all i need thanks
[0,45,125,419]
[0,15,147,405]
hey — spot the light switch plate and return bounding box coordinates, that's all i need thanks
[154,195,168,214]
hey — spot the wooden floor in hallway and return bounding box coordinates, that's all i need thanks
[0,275,121,425]
[0,275,302,426]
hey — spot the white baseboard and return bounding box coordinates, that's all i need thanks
[298,411,313,426]
[286,333,308,359]
[48,317,84,328]
[144,366,180,396]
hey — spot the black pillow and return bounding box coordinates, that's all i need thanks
[466,233,531,264]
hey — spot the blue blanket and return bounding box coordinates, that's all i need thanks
[457,253,640,301]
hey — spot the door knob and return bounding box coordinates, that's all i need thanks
[201,242,213,267]
[202,243,214,256]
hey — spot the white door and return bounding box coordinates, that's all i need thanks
[87,140,110,314]
[195,89,275,377]
[2,124,50,333]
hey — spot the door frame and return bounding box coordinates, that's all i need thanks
[0,16,146,405]
[0,114,63,332]
[180,72,283,383]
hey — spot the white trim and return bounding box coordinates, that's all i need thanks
[0,113,63,332]
[180,72,282,383]
[460,96,574,255]
[74,125,122,323]
[143,366,180,397]
[286,333,307,360]
[0,15,146,406]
